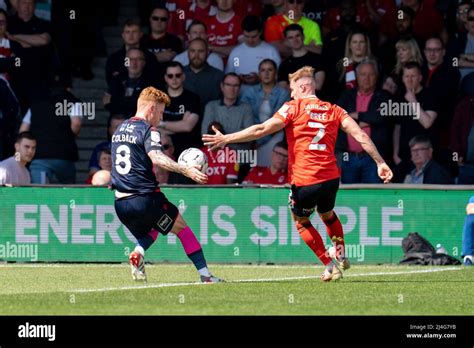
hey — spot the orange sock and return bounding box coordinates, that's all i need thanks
[296,220,331,265]
[323,212,345,259]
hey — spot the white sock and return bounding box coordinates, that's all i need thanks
[198,267,211,277]
[134,246,145,256]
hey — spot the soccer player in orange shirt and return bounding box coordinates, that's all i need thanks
[203,66,393,282]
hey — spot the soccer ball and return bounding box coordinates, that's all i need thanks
[178,148,208,173]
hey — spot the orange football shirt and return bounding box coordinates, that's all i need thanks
[273,96,350,186]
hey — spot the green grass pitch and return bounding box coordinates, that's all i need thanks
[0,264,472,315]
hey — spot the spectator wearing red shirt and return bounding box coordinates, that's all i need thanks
[234,0,262,19]
[206,0,243,60]
[164,0,191,41]
[200,122,239,184]
[183,0,218,30]
[243,141,288,185]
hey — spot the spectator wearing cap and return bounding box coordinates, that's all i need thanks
[226,15,281,89]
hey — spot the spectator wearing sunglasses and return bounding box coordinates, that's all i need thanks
[141,5,183,63]
[159,61,202,159]
[264,0,322,58]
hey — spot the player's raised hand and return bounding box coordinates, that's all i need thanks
[202,126,227,151]
[184,165,208,184]
[377,163,393,183]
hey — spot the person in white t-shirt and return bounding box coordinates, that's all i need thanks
[0,131,36,185]
[174,20,224,71]
[225,15,281,89]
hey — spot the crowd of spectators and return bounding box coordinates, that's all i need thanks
[1,0,474,186]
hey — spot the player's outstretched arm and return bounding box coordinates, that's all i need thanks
[340,117,393,183]
[147,150,207,184]
[202,117,285,151]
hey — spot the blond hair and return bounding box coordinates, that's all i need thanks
[137,86,171,109]
[394,38,423,75]
[288,66,315,85]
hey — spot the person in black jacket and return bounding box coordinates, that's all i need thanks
[337,58,391,183]
[404,135,454,184]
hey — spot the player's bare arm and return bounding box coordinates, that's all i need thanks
[147,150,207,184]
[203,117,285,151]
[341,116,393,183]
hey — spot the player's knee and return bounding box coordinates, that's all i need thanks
[295,218,311,233]
[171,214,187,235]
[319,210,334,222]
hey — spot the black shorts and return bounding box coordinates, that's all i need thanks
[114,191,179,240]
[288,178,340,217]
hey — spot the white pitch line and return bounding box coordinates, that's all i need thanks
[70,267,461,293]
